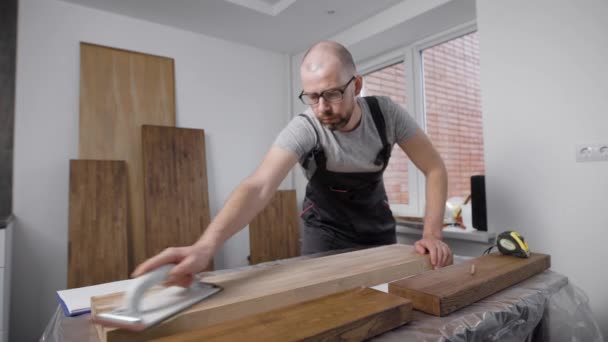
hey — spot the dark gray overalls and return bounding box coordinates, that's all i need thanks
[299,97,397,254]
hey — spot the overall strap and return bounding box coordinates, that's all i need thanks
[363,97,392,168]
[298,113,323,169]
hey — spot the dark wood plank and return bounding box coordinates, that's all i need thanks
[388,252,551,316]
[249,190,299,264]
[68,160,129,288]
[142,125,211,264]
[149,287,412,342]
[79,43,176,269]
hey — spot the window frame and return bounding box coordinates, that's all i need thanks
[359,20,478,217]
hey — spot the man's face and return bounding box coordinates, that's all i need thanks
[300,68,357,131]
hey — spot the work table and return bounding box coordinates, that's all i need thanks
[41,252,597,341]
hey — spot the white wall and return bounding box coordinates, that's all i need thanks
[12,0,288,340]
[477,0,608,335]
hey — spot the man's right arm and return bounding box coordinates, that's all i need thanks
[132,146,299,286]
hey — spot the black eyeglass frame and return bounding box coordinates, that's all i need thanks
[298,76,356,105]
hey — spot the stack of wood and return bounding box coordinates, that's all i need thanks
[68,43,301,289]
[68,43,211,288]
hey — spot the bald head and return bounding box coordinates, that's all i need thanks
[300,41,356,82]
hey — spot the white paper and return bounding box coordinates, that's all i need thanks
[370,283,389,293]
[56,278,134,316]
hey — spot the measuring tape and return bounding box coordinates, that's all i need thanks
[484,231,530,258]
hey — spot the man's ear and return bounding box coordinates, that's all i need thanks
[354,75,363,96]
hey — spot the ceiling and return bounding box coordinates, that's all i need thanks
[60,0,406,54]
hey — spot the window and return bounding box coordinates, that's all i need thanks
[421,31,485,199]
[360,25,485,216]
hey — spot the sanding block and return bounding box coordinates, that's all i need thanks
[91,264,222,331]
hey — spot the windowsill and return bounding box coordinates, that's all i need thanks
[396,221,495,244]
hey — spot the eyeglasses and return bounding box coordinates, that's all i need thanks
[298,76,356,105]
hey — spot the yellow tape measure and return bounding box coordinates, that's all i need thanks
[484,231,530,258]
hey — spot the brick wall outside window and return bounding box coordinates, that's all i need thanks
[363,31,484,204]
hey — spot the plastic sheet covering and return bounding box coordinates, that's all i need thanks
[373,271,603,342]
[41,257,604,342]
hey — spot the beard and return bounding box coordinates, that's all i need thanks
[319,110,351,131]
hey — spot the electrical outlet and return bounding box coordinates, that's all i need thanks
[599,145,608,161]
[576,143,608,162]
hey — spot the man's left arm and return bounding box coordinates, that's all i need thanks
[398,128,453,268]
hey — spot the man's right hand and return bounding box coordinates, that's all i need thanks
[131,244,214,287]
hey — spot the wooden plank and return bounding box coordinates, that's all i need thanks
[394,216,423,223]
[388,252,551,316]
[91,244,431,342]
[142,125,210,264]
[249,190,299,264]
[68,160,129,288]
[79,43,176,269]
[150,287,412,342]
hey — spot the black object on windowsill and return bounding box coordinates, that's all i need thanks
[471,175,488,231]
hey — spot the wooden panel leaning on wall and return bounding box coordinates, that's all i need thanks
[389,252,551,316]
[141,125,211,269]
[68,160,129,288]
[91,244,432,342]
[249,189,299,264]
[150,288,413,342]
[79,42,176,270]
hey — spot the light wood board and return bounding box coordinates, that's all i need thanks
[92,244,431,342]
[388,252,551,316]
[79,42,176,269]
[150,287,412,342]
[68,160,129,288]
[249,190,299,264]
[142,125,210,263]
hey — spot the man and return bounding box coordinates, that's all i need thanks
[133,41,452,287]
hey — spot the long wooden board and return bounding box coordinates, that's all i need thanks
[92,244,431,342]
[79,43,176,269]
[150,287,412,342]
[142,125,210,262]
[68,160,129,288]
[388,252,551,316]
[249,190,299,264]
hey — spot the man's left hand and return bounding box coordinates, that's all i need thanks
[414,237,453,269]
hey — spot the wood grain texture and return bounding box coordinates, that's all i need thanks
[91,244,431,342]
[68,160,129,288]
[150,287,412,342]
[394,216,424,223]
[142,125,210,263]
[79,43,176,269]
[249,190,299,264]
[388,252,551,316]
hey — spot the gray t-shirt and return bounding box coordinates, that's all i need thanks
[274,96,419,178]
